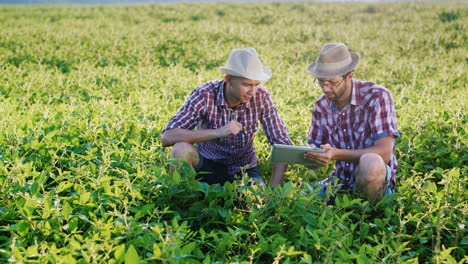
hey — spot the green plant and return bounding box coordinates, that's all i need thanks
[0,2,466,263]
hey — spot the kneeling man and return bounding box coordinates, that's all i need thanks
[161,48,291,186]
[273,43,399,201]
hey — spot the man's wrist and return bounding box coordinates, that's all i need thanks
[214,127,225,139]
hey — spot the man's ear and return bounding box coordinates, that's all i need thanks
[347,72,354,79]
[224,75,231,84]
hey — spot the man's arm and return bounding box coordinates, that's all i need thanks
[269,162,288,187]
[256,91,292,187]
[258,89,293,146]
[161,120,243,147]
[329,136,394,164]
[304,136,395,167]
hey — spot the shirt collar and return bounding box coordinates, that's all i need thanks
[327,79,360,111]
[215,81,227,107]
[216,80,250,110]
[350,79,360,106]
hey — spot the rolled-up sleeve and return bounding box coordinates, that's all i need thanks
[369,91,399,141]
[308,106,327,147]
[163,90,205,133]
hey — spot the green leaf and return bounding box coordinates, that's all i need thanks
[202,255,211,264]
[63,201,72,219]
[217,208,227,218]
[30,181,39,195]
[303,212,318,226]
[26,245,38,257]
[361,223,369,238]
[79,192,91,204]
[22,199,36,218]
[68,217,79,231]
[153,244,161,259]
[172,170,181,184]
[12,221,29,235]
[439,246,457,259]
[114,244,125,261]
[182,242,197,255]
[286,246,303,256]
[125,245,140,264]
[58,182,74,192]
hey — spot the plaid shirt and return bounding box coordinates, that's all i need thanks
[308,80,399,189]
[164,80,292,176]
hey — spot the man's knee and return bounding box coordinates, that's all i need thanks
[360,152,384,165]
[356,153,386,185]
[171,142,199,168]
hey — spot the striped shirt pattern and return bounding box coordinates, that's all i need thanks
[308,79,399,190]
[164,80,292,176]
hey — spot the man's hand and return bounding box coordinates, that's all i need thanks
[161,121,245,147]
[218,120,243,137]
[304,144,335,167]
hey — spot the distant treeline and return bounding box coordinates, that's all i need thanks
[0,0,420,5]
[1,0,294,4]
[1,0,181,4]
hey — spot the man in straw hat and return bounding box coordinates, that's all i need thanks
[289,43,398,201]
[161,48,291,186]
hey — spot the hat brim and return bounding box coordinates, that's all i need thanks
[307,52,360,78]
[220,66,272,81]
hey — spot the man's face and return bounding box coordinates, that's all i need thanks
[225,76,260,107]
[316,73,352,102]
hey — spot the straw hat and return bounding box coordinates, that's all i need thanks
[220,48,272,81]
[307,43,360,78]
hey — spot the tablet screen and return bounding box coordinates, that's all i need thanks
[270,144,325,166]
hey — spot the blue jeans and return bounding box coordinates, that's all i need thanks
[194,155,266,187]
[314,164,395,201]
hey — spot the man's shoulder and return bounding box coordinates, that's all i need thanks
[248,86,270,105]
[193,80,223,94]
[313,94,329,107]
[355,80,395,110]
[355,80,391,96]
[255,85,269,96]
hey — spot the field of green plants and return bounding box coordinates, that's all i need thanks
[0,1,466,263]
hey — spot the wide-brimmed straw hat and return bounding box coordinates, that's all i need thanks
[220,48,272,81]
[307,43,360,78]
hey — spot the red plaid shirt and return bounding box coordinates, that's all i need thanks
[164,80,292,176]
[308,80,399,189]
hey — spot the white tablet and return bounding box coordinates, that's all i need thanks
[270,144,325,166]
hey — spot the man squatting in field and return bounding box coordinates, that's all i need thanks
[161,48,292,186]
[271,43,399,202]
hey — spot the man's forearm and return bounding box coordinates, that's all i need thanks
[331,137,394,164]
[269,162,288,187]
[332,148,368,163]
[161,128,221,147]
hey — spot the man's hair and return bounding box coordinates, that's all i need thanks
[343,71,354,77]
[227,75,242,80]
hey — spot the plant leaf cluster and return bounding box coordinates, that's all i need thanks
[0,2,466,263]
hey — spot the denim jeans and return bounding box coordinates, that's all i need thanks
[195,155,266,187]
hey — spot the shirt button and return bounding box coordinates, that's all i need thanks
[342,113,345,116]
[346,163,349,166]
[343,129,347,132]
[347,146,350,149]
